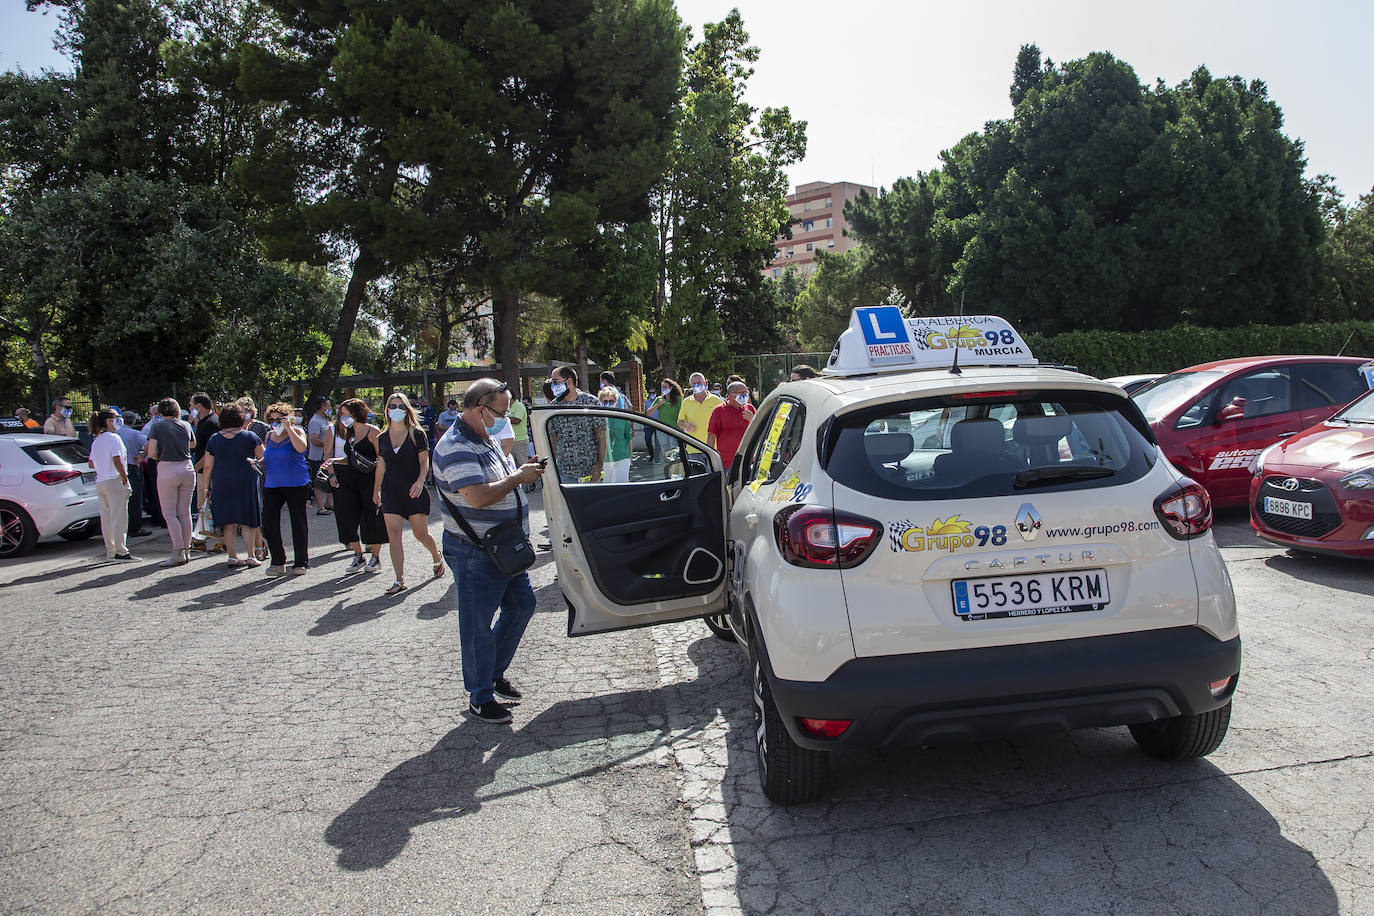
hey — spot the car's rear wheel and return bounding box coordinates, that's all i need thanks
[1128,702,1231,761]
[0,502,39,559]
[703,613,736,642]
[751,639,827,804]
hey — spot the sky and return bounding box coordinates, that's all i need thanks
[4,0,1372,200]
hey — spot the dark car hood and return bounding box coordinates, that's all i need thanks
[1266,422,1374,473]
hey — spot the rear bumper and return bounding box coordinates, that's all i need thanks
[766,627,1241,751]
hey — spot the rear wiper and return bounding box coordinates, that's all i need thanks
[1013,466,1116,489]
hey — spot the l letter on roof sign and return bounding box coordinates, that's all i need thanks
[854,307,913,365]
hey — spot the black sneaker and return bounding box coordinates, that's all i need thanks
[493,678,522,703]
[467,700,512,724]
[112,553,140,561]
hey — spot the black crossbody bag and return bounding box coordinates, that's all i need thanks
[436,457,535,577]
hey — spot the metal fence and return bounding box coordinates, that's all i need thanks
[728,352,830,399]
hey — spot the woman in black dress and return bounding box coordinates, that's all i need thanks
[373,391,442,595]
[322,397,387,573]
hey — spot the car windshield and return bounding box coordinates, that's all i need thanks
[825,390,1156,500]
[22,441,90,466]
[1131,370,1226,423]
[1333,388,1374,423]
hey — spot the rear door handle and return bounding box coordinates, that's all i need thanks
[660,488,681,502]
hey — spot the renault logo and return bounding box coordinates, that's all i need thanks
[1015,503,1042,541]
[1275,477,1300,492]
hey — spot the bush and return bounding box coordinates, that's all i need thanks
[1026,321,1374,378]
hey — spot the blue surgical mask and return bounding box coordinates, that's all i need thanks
[661,386,671,395]
[691,384,705,395]
[341,416,355,429]
[115,417,124,428]
[550,382,567,398]
[388,407,406,423]
[735,394,748,405]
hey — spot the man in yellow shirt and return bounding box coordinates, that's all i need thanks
[677,372,722,442]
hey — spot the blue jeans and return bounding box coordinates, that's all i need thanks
[442,532,537,706]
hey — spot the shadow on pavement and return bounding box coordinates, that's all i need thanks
[1262,551,1374,596]
[668,636,1340,915]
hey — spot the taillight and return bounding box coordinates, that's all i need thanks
[1154,478,1212,539]
[799,718,852,738]
[33,469,81,486]
[774,504,882,569]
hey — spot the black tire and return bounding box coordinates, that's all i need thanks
[0,502,39,559]
[703,613,736,643]
[1129,702,1232,761]
[751,639,828,804]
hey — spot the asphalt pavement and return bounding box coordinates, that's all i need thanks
[1,500,1370,914]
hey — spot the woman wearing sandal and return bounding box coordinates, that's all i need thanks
[198,402,265,568]
[374,392,442,595]
[261,403,311,577]
[322,398,387,573]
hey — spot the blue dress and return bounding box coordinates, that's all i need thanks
[208,430,263,527]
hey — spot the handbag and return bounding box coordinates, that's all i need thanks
[315,464,336,488]
[345,438,378,474]
[436,465,535,577]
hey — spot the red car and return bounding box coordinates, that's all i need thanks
[1131,355,1370,506]
[1249,388,1374,557]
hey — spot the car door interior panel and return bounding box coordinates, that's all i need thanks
[560,473,726,605]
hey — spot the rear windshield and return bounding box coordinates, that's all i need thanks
[23,441,90,467]
[825,390,1156,500]
[1131,370,1225,423]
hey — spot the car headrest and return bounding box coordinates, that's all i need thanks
[866,432,913,463]
[1013,414,1073,446]
[949,418,1005,453]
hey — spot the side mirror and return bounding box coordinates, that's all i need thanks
[1215,398,1247,424]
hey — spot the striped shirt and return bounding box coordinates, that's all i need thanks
[433,416,528,542]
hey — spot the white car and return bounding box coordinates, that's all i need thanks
[532,309,1240,804]
[1104,373,1164,394]
[0,424,102,558]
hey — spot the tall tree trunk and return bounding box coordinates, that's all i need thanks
[310,246,380,405]
[495,288,521,390]
[576,339,589,386]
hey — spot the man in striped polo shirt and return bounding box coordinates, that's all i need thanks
[434,379,544,724]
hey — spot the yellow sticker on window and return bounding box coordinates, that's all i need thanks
[748,402,793,493]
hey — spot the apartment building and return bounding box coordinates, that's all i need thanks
[764,179,877,279]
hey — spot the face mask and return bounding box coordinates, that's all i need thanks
[325,408,333,417]
[189,409,198,420]
[735,394,748,405]
[550,382,567,398]
[711,388,722,396]
[661,386,671,395]
[388,408,406,423]
[61,408,72,418]
[341,416,355,429]
[272,422,283,434]
[115,417,124,428]
[691,384,705,395]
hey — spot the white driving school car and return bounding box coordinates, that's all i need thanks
[531,308,1241,804]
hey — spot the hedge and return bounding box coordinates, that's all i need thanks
[1024,321,1374,379]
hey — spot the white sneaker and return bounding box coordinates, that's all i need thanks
[346,554,367,572]
[365,555,382,573]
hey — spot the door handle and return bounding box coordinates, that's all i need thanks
[660,488,681,502]
[1278,431,1297,438]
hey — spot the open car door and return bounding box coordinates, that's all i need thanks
[531,406,728,636]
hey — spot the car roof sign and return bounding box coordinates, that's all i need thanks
[825,309,1036,376]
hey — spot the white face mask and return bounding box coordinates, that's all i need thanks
[272,422,283,434]
[735,394,748,405]
[691,383,706,395]
[341,416,355,429]
[550,381,567,398]
[661,386,671,395]
[190,409,198,420]
[388,407,406,423]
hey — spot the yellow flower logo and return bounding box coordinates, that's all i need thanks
[927,515,971,535]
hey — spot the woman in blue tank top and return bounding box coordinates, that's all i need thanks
[262,402,311,575]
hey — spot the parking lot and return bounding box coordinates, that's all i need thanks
[0,504,1370,914]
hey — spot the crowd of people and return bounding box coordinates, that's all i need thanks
[14,363,817,725]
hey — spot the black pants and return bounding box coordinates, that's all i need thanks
[264,485,310,568]
[332,466,388,547]
[143,459,165,526]
[127,464,145,532]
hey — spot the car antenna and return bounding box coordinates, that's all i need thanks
[949,291,965,376]
[1335,329,1355,357]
